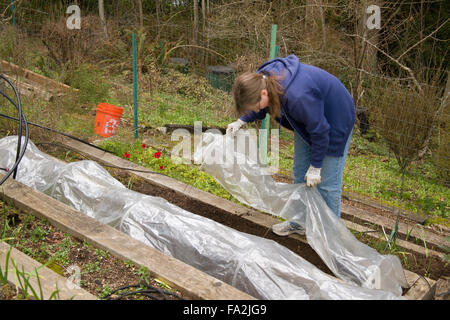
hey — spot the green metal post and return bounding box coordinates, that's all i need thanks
[11,0,15,26]
[132,33,138,139]
[259,24,277,165]
[159,40,165,74]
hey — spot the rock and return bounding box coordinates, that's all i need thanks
[435,276,450,300]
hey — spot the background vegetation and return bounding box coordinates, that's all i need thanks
[0,0,448,226]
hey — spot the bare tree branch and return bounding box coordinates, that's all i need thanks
[352,33,423,92]
[397,18,449,62]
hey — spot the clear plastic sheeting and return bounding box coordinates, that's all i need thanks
[0,136,404,300]
[193,131,408,296]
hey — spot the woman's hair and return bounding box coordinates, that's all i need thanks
[232,71,285,118]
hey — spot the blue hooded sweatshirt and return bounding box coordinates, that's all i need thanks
[240,54,355,168]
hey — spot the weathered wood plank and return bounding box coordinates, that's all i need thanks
[0,174,255,300]
[1,59,77,93]
[403,270,436,300]
[434,277,449,300]
[0,241,96,300]
[14,80,55,102]
[61,138,436,300]
[341,203,447,252]
[344,220,445,260]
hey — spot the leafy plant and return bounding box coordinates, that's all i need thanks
[100,284,113,298]
[135,265,150,285]
[30,226,48,243]
[65,64,111,105]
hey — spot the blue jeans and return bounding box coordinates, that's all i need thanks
[293,129,353,218]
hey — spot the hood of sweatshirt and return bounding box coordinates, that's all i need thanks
[257,54,300,91]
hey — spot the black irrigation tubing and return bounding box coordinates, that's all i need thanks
[0,114,170,177]
[102,283,184,301]
[0,112,109,154]
[0,75,29,186]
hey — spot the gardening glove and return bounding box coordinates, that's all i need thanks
[226,119,246,136]
[305,165,321,187]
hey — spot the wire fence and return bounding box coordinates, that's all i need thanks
[0,0,448,223]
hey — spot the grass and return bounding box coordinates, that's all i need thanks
[4,35,446,226]
[99,138,238,203]
[135,91,235,129]
[0,26,447,228]
[349,227,437,279]
[344,132,449,226]
[97,121,448,227]
[1,202,61,300]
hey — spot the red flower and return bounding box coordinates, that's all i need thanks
[123,152,130,158]
[159,165,164,170]
[154,151,161,159]
[141,143,147,149]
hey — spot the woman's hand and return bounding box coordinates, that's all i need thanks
[305,165,321,187]
[226,119,246,135]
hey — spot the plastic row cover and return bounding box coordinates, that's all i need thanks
[0,136,403,299]
[193,131,408,296]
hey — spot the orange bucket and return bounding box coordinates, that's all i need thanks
[94,103,124,137]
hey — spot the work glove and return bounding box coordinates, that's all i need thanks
[305,165,321,187]
[226,119,246,136]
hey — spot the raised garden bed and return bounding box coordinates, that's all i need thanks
[0,200,184,300]
[0,175,252,300]
[40,139,445,299]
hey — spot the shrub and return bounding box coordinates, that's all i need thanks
[431,108,449,185]
[66,64,110,105]
[369,79,442,173]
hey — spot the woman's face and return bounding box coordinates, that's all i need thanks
[246,89,269,113]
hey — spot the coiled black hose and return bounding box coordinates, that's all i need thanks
[0,74,29,186]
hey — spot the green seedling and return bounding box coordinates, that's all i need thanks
[83,261,100,274]
[124,259,134,268]
[100,284,113,298]
[95,248,109,260]
[439,236,450,266]
[135,265,150,284]
[30,226,48,243]
[154,278,173,291]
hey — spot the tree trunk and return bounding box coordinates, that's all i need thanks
[352,0,382,108]
[156,0,160,38]
[98,0,108,38]
[205,0,210,66]
[202,0,206,65]
[362,0,382,73]
[193,0,199,44]
[137,0,144,30]
[193,0,199,58]
[305,0,326,47]
[418,70,450,159]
